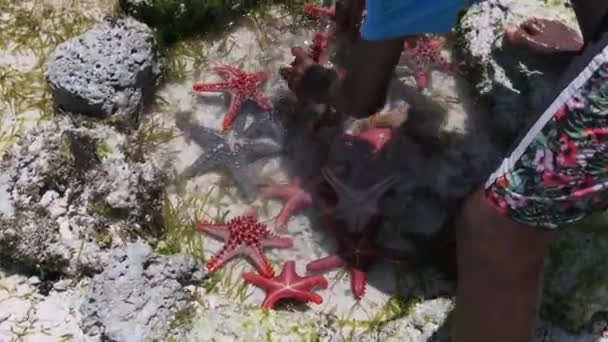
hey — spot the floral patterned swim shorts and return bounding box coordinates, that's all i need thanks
[485,35,608,229]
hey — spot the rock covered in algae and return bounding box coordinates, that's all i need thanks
[119,0,260,43]
[44,16,159,124]
[0,116,165,275]
[79,241,205,342]
[541,213,608,333]
[455,0,579,149]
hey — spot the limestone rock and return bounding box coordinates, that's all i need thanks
[455,0,579,149]
[180,298,340,342]
[79,241,205,342]
[44,16,159,124]
[0,116,166,275]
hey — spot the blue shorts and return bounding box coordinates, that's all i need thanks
[361,0,471,41]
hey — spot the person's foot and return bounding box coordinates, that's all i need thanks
[505,17,584,55]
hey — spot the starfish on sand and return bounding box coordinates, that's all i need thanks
[176,114,283,203]
[306,219,412,299]
[259,177,314,231]
[401,34,458,91]
[193,65,273,130]
[243,260,328,309]
[321,166,398,232]
[198,212,293,278]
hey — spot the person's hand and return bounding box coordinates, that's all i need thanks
[504,17,584,54]
[279,47,338,103]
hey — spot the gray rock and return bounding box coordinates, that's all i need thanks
[79,241,204,342]
[44,16,159,123]
[180,300,340,342]
[354,298,454,342]
[0,116,166,275]
[455,0,579,149]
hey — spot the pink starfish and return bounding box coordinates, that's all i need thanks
[306,218,412,299]
[243,260,328,309]
[345,128,393,155]
[259,177,313,231]
[401,35,459,91]
[193,65,273,130]
[304,3,336,20]
[197,212,293,277]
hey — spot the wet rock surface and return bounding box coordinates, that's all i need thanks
[79,241,205,342]
[44,16,159,124]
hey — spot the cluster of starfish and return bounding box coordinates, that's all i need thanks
[304,2,459,91]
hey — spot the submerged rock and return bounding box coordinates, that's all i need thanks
[79,241,204,342]
[455,0,579,149]
[44,16,159,125]
[0,116,166,275]
[119,0,259,43]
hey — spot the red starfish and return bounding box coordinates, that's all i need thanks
[304,3,336,20]
[259,177,313,231]
[401,35,459,91]
[243,260,328,309]
[310,32,331,65]
[345,128,393,155]
[193,65,273,130]
[306,218,412,299]
[197,212,293,277]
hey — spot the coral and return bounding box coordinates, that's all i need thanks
[259,177,313,230]
[306,219,412,299]
[401,34,458,91]
[304,3,336,20]
[243,260,328,309]
[310,32,331,65]
[193,65,273,130]
[197,212,293,277]
[176,114,283,203]
[321,166,398,232]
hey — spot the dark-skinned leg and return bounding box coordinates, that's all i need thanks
[453,189,558,342]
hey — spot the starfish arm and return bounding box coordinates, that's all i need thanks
[181,152,226,179]
[252,90,273,110]
[263,289,323,309]
[275,194,312,229]
[206,244,247,273]
[261,234,294,249]
[292,276,329,290]
[197,222,230,240]
[242,272,281,291]
[244,139,284,159]
[222,94,244,130]
[247,245,276,278]
[227,158,258,203]
[414,69,430,91]
[193,81,234,92]
[366,174,399,201]
[175,118,226,147]
[350,268,367,299]
[321,167,354,200]
[306,255,346,273]
[259,185,295,199]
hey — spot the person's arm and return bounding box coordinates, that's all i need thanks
[326,38,405,119]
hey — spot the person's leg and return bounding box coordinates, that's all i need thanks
[453,189,558,342]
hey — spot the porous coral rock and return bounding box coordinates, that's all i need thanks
[44,16,159,125]
[181,298,340,342]
[0,116,165,274]
[79,241,204,342]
